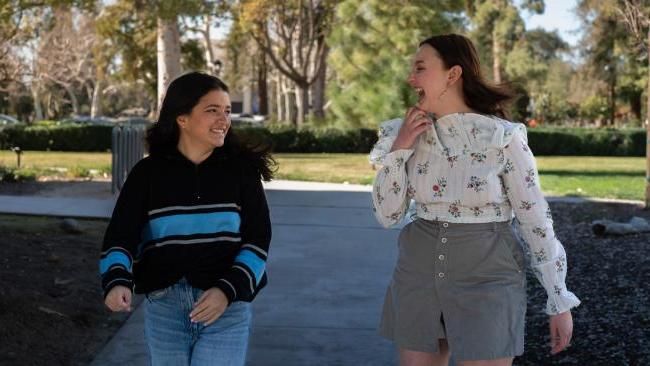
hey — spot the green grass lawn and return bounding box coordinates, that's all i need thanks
[0,150,111,178]
[0,151,645,201]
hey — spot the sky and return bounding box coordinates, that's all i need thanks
[522,0,583,58]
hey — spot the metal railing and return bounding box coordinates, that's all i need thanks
[111,123,146,194]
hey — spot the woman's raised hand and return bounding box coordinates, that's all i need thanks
[390,107,433,151]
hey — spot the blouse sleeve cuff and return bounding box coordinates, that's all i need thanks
[546,290,581,315]
[531,250,580,315]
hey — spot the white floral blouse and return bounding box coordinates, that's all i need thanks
[370,112,580,315]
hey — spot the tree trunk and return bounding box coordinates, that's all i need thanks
[276,75,284,122]
[243,80,253,114]
[492,30,502,84]
[201,14,218,75]
[63,83,80,115]
[258,52,268,115]
[91,78,102,118]
[157,16,182,114]
[645,28,650,210]
[282,78,296,126]
[609,68,616,126]
[295,82,309,127]
[31,86,43,122]
[630,92,642,121]
[311,42,328,119]
[45,92,53,119]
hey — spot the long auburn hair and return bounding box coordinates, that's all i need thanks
[419,34,514,119]
[146,71,275,181]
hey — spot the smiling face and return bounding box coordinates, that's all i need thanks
[407,44,459,114]
[177,89,231,151]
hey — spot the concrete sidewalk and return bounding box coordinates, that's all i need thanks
[1,180,639,365]
[0,180,400,365]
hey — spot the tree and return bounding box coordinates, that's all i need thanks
[504,29,571,123]
[617,0,650,208]
[182,3,231,76]
[97,0,217,114]
[327,0,463,127]
[36,5,96,116]
[576,0,632,126]
[237,0,337,126]
[467,0,543,83]
[0,2,31,119]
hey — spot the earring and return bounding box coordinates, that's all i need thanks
[438,88,448,101]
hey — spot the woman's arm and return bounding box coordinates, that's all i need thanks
[501,127,580,315]
[100,160,149,300]
[213,165,271,304]
[370,109,432,228]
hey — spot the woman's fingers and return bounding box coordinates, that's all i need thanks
[412,121,432,136]
[190,301,210,322]
[194,291,209,306]
[203,312,221,327]
[406,109,427,126]
[392,107,432,151]
[105,287,131,312]
[550,311,574,355]
[120,291,132,311]
[406,113,431,132]
[549,323,571,355]
[405,107,420,122]
[192,304,224,325]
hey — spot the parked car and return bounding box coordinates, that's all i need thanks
[115,117,152,126]
[118,107,149,118]
[230,113,266,127]
[67,115,115,125]
[0,114,24,126]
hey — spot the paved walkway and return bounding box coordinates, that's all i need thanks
[0,180,642,365]
[0,181,399,365]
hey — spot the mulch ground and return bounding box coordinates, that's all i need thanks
[517,201,650,366]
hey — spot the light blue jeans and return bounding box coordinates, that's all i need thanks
[143,278,252,366]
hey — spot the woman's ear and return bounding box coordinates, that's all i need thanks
[176,115,187,128]
[448,65,463,85]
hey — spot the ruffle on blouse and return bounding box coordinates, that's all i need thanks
[369,118,404,165]
[532,245,582,315]
[369,113,527,166]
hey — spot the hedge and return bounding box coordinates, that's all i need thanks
[526,127,645,157]
[0,123,645,156]
[0,124,113,152]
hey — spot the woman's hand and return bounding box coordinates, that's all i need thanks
[104,285,132,312]
[549,310,573,355]
[391,107,433,151]
[190,287,229,326]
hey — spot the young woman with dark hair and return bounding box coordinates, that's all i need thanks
[371,34,579,366]
[100,71,274,366]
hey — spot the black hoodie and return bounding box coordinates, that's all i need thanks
[99,148,271,304]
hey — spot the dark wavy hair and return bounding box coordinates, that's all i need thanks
[146,71,275,181]
[419,34,514,119]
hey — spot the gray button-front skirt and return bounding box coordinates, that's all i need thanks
[379,219,527,361]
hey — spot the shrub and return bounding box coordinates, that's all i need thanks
[527,127,645,156]
[0,120,645,156]
[0,124,112,151]
[0,166,38,182]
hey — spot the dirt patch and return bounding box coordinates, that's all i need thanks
[0,215,137,366]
